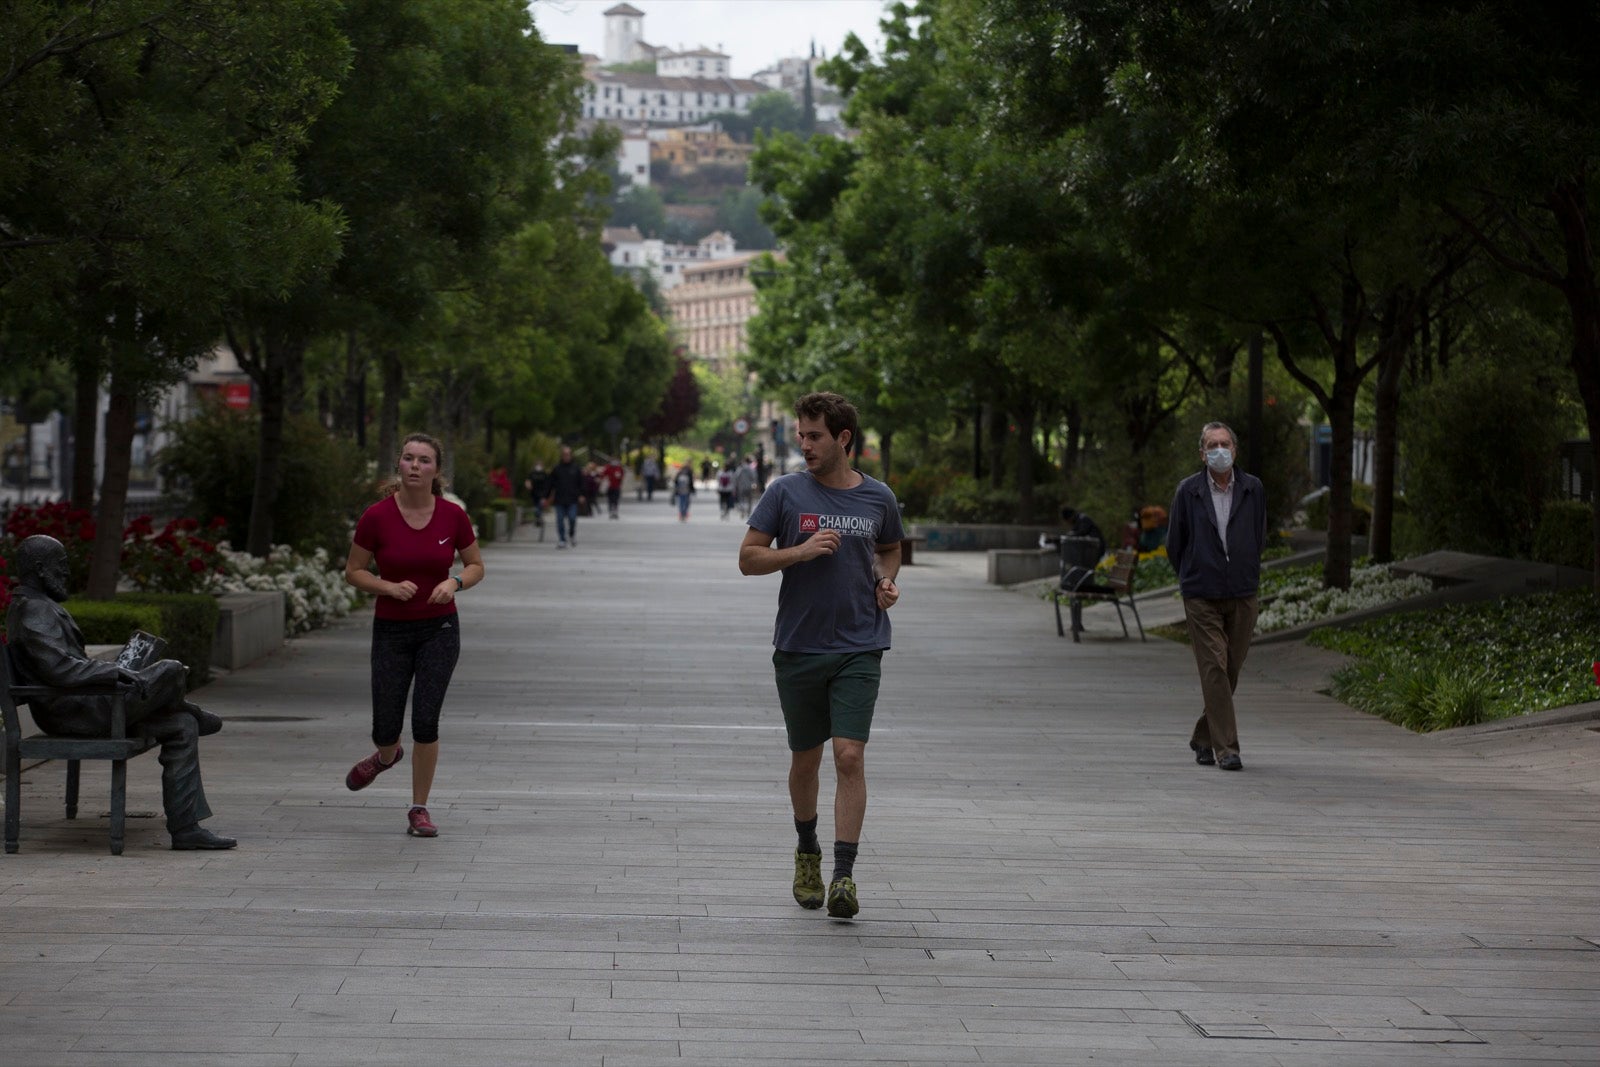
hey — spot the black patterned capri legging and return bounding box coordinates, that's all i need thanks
[370,615,461,746]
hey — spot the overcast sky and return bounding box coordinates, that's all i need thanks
[528,0,890,78]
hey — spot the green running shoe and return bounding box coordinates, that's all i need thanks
[793,851,824,909]
[826,876,859,919]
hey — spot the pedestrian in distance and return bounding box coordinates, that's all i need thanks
[672,464,695,521]
[544,445,585,548]
[343,432,484,837]
[602,457,625,518]
[523,460,549,535]
[716,461,736,519]
[738,391,904,920]
[733,454,759,517]
[641,454,661,501]
[1165,421,1266,772]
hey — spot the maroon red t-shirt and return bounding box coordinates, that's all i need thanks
[353,496,477,621]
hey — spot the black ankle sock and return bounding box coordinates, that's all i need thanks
[833,840,858,881]
[795,816,820,855]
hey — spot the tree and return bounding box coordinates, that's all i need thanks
[223,0,581,555]
[0,0,348,595]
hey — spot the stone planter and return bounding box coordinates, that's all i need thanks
[210,591,286,670]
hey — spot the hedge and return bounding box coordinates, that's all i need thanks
[64,593,221,689]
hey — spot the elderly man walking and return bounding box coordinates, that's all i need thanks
[1165,421,1266,772]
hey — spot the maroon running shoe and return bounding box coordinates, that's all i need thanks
[406,806,438,837]
[345,746,403,791]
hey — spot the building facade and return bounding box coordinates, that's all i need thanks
[664,252,780,372]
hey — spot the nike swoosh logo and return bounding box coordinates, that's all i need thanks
[438,538,450,544]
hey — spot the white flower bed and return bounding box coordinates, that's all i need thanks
[210,545,360,636]
[1255,563,1433,634]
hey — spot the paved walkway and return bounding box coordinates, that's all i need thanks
[2,498,1597,1065]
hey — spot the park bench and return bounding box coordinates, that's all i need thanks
[2,646,153,856]
[1050,538,1146,644]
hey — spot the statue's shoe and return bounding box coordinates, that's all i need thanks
[171,826,238,850]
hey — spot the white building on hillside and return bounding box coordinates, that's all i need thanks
[603,228,740,293]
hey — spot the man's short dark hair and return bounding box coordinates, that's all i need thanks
[794,391,860,448]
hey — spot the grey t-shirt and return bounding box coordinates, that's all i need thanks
[747,471,905,653]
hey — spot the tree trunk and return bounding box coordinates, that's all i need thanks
[879,429,893,483]
[987,403,1006,489]
[1324,384,1359,590]
[1547,179,1600,596]
[70,359,100,510]
[1368,293,1414,563]
[377,349,403,469]
[85,383,135,600]
[1063,401,1081,476]
[1246,333,1263,479]
[970,403,983,481]
[246,355,287,557]
[1014,405,1035,521]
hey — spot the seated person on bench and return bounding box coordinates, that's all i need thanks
[4,535,236,850]
[1046,507,1115,593]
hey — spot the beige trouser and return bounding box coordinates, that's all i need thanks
[1183,596,1259,760]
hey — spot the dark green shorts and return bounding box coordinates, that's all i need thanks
[771,649,884,752]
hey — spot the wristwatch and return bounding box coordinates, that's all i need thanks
[452,574,464,590]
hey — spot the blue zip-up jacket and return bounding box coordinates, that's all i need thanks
[1165,468,1266,599]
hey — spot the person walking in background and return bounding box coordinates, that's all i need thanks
[738,391,904,920]
[602,457,625,519]
[672,464,696,521]
[1166,421,1266,773]
[640,451,659,502]
[343,432,484,837]
[716,461,736,519]
[733,454,759,517]
[641,453,661,501]
[523,460,549,534]
[544,445,585,549]
[580,463,601,518]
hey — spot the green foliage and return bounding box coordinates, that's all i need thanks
[1533,500,1595,571]
[445,437,497,516]
[65,592,220,688]
[160,404,368,557]
[1306,483,1374,536]
[1406,361,1568,558]
[610,186,668,238]
[894,466,962,520]
[1329,656,1494,732]
[710,92,808,143]
[475,510,495,543]
[1310,590,1600,724]
[715,187,777,251]
[927,476,1021,524]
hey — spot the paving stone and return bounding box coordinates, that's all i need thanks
[0,503,1595,1063]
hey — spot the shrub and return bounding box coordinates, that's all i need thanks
[1405,362,1567,558]
[893,465,962,520]
[159,402,370,557]
[3,501,95,592]
[64,593,220,688]
[1329,654,1494,732]
[1312,589,1600,721]
[1532,499,1594,571]
[1304,481,1373,535]
[927,476,1022,523]
[121,515,228,594]
[476,510,495,543]
[213,544,359,636]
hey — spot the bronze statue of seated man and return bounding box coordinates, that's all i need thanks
[5,535,236,850]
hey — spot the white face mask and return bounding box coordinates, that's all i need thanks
[1205,447,1234,474]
